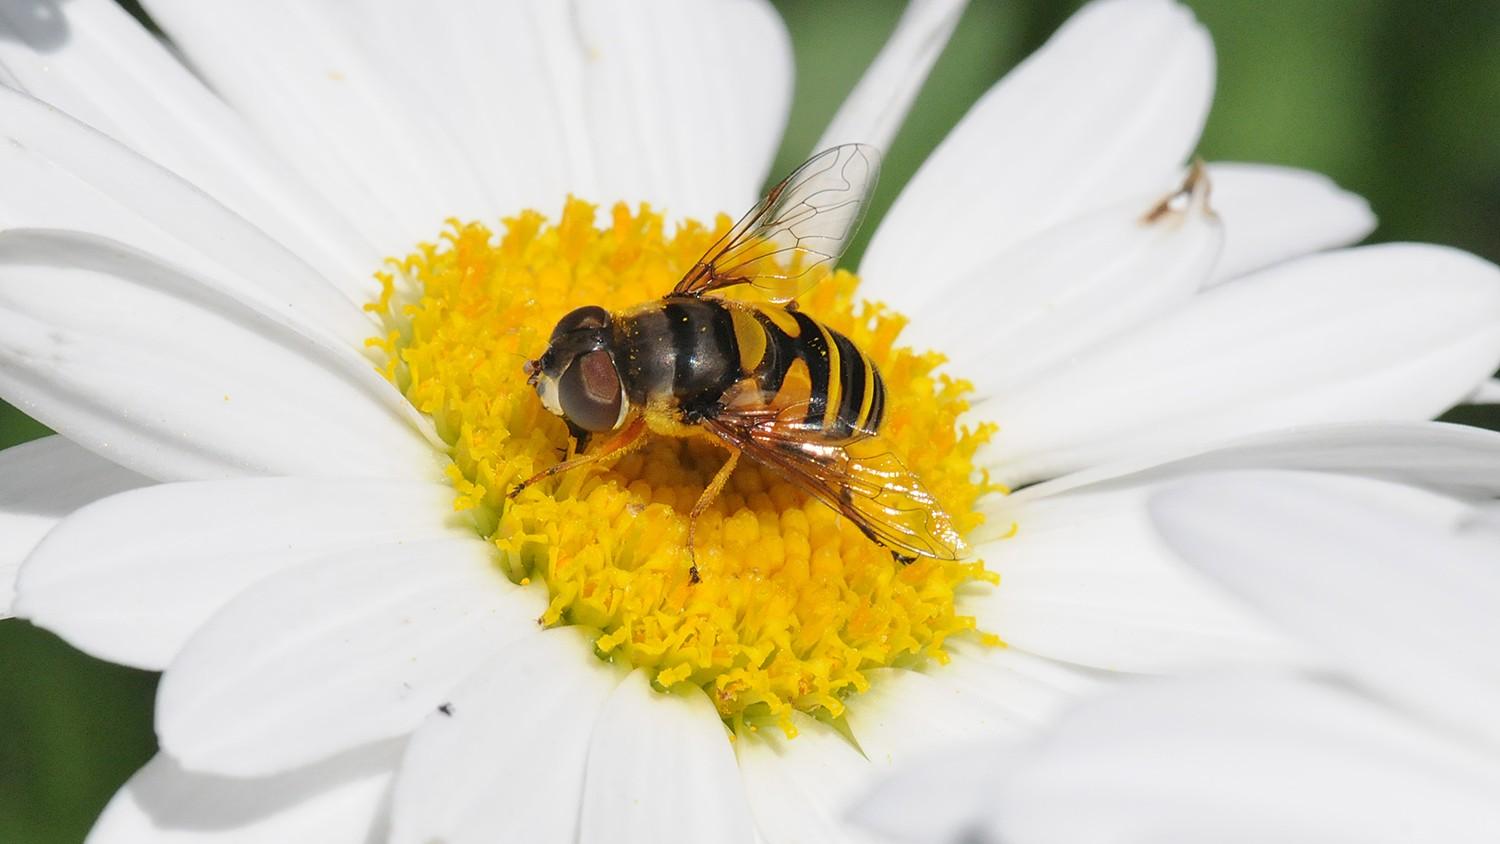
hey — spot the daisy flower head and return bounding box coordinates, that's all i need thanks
[1,0,1499,842]
[852,470,1500,844]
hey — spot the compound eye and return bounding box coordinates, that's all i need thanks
[550,305,610,342]
[558,349,623,432]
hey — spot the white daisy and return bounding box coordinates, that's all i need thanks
[852,470,1500,844]
[1,0,1499,841]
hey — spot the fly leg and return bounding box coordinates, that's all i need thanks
[686,447,740,584]
[563,419,593,456]
[509,415,648,498]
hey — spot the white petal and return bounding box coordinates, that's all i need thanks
[973,481,1297,672]
[1014,420,1500,503]
[847,739,1011,844]
[736,713,882,844]
[0,0,381,294]
[1468,377,1500,404]
[135,0,480,253]
[1150,471,1500,745]
[156,537,545,777]
[0,85,376,347]
[815,0,968,153]
[905,169,1222,399]
[565,0,792,219]
[862,0,1213,309]
[390,628,624,844]
[89,743,398,844]
[0,435,145,615]
[926,639,1105,729]
[979,675,1500,844]
[14,478,461,669]
[580,670,754,844]
[0,229,438,482]
[0,84,437,453]
[979,243,1500,487]
[142,0,790,239]
[845,667,1022,769]
[1206,162,1375,284]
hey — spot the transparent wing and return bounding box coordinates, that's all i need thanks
[673,143,881,303]
[703,403,967,561]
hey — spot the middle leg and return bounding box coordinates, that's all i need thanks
[686,447,740,584]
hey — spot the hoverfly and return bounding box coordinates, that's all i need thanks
[516,144,968,581]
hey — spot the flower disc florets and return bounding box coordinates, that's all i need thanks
[369,199,998,734]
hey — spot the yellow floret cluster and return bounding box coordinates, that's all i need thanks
[368,199,999,734]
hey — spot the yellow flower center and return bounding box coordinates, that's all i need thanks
[368,199,999,734]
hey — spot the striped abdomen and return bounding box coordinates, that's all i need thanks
[614,295,886,440]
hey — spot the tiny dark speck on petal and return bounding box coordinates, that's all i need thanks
[437,702,454,716]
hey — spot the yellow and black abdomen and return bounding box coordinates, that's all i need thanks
[615,295,885,439]
[744,300,887,439]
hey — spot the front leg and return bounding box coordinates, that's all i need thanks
[509,415,648,498]
[564,419,594,455]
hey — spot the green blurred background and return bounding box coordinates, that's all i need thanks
[3,0,1499,840]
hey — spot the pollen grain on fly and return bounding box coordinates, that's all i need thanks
[368,199,1001,734]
